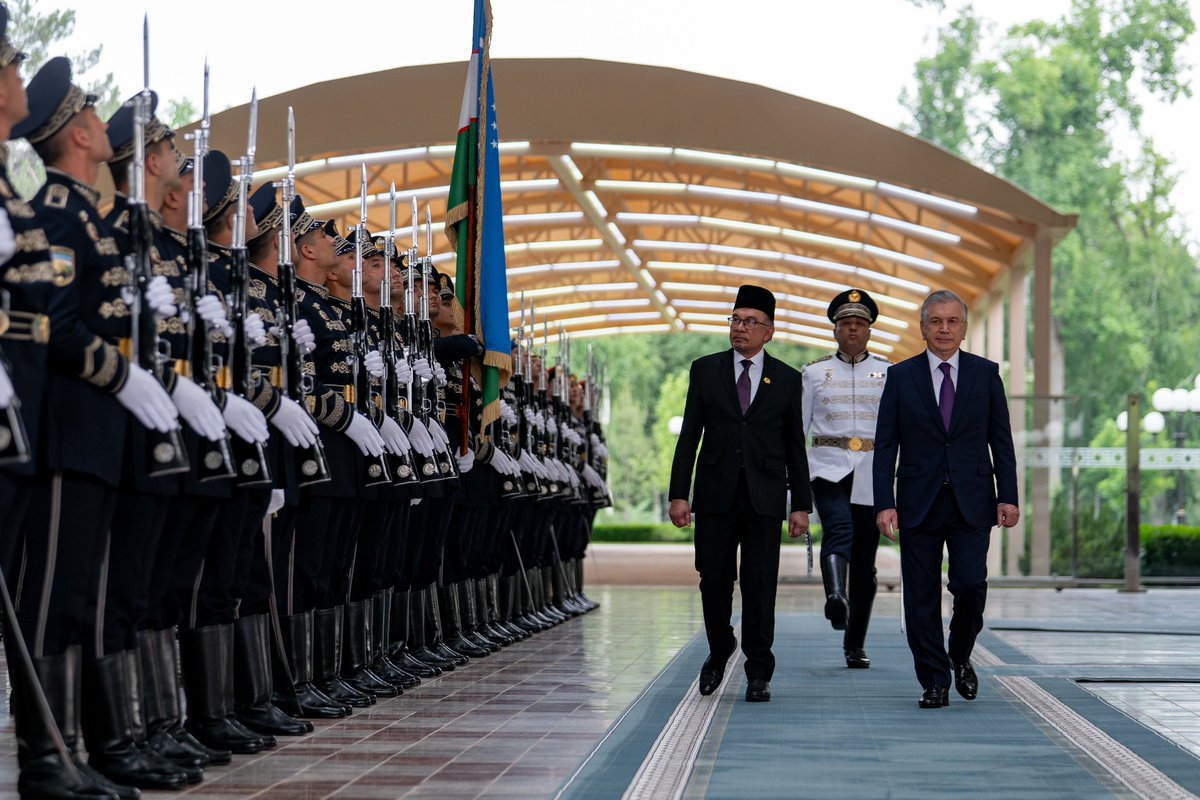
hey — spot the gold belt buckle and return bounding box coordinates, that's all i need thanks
[847,437,863,452]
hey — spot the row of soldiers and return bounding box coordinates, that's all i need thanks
[0,11,611,799]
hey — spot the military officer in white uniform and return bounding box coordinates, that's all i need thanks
[801,289,890,668]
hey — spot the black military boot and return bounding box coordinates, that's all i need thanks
[387,588,408,659]
[180,625,269,755]
[539,566,567,623]
[550,563,580,617]
[844,567,877,669]
[399,589,443,676]
[232,614,312,736]
[478,576,515,645]
[135,631,208,773]
[147,629,230,767]
[495,574,529,640]
[514,572,549,632]
[576,557,599,611]
[428,586,471,666]
[271,611,351,719]
[340,601,398,699]
[460,581,501,652]
[82,652,189,791]
[821,554,850,631]
[313,607,375,707]
[122,650,202,784]
[22,645,127,800]
[441,584,488,658]
[370,589,420,689]
[410,588,455,672]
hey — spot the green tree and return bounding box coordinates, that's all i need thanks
[902,0,1200,443]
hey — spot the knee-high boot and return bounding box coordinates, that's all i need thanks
[232,614,312,736]
[270,611,350,719]
[821,553,850,631]
[399,589,443,676]
[441,584,488,658]
[180,625,269,754]
[843,566,877,669]
[370,589,420,689]
[429,586,470,665]
[340,601,397,698]
[460,581,500,652]
[313,606,375,707]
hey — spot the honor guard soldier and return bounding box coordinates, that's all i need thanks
[801,289,891,668]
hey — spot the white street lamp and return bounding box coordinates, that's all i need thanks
[1144,411,1166,434]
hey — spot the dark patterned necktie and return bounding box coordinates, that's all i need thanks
[737,359,753,415]
[938,362,955,431]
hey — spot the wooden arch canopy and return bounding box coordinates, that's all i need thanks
[198,58,1078,357]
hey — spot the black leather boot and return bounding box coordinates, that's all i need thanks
[576,557,599,611]
[370,589,420,689]
[23,645,127,800]
[514,573,548,632]
[441,585,488,658]
[180,625,268,755]
[539,566,567,623]
[148,629,230,767]
[271,611,351,719]
[312,606,375,707]
[135,631,208,772]
[232,614,312,736]
[82,652,189,791]
[460,581,501,652]
[340,601,398,698]
[405,589,449,674]
[427,587,470,666]
[122,650,202,784]
[479,576,516,645]
[821,553,850,631]
[844,566,877,669]
[550,563,581,617]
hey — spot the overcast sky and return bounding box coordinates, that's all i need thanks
[53,0,1200,238]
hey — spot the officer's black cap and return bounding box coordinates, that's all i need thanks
[436,271,454,298]
[288,195,322,241]
[178,156,194,177]
[10,56,96,143]
[345,227,381,259]
[0,4,28,68]
[247,184,281,243]
[733,284,775,321]
[201,149,237,225]
[827,288,878,324]
[106,90,174,163]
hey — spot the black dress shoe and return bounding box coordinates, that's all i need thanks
[954,661,978,700]
[918,686,949,708]
[844,647,870,669]
[697,639,737,696]
[745,679,771,702]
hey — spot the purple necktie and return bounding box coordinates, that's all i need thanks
[938,362,955,431]
[737,359,753,415]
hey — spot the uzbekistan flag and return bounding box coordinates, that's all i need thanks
[445,0,511,431]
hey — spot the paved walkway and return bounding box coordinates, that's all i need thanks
[3,581,1200,798]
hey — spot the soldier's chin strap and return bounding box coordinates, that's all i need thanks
[0,565,81,782]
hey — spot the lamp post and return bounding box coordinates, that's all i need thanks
[1150,380,1200,525]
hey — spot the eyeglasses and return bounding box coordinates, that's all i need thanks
[727,315,769,331]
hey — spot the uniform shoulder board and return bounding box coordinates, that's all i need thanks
[872,354,891,363]
[805,354,833,367]
[44,183,69,209]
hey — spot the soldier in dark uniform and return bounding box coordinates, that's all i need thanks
[14,55,189,796]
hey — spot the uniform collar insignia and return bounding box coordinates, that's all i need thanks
[835,350,869,364]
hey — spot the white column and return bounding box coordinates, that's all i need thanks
[985,288,1005,576]
[1029,232,1053,575]
[1006,261,1028,577]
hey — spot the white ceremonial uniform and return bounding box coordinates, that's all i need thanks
[800,351,891,505]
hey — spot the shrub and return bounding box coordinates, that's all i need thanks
[1142,525,1200,576]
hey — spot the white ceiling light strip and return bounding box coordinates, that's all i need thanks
[506,259,622,278]
[660,280,917,318]
[252,141,532,183]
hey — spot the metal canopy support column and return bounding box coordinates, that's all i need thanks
[1007,261,1028,577]
[1030,232,1054,575]
[985,288,1006,576]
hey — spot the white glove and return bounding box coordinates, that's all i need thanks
[195,294,233,337]
[116,364,179,432]
[380,415,411,455]
[392,357,413,385]
[364,349,386,379]
[269,395,319,448]
[243,311,268,347]
[411,356,433,382]
[145,275,177,319]
[426,418,451,448]
[292,318,316,354]
[499,401,517,426]
[0,358,12,409]
[406,416,437,457]
[267,488,286,516]
[494,449,519,477]
[524,406,541,430]
[0,208,16,266]
[171,375,226,441]
[431,363,447,387]
[345,411,385,457]
[518,449,540,476]
[582,463,606,490]
[222,393,269,443]
[455,446,474,474]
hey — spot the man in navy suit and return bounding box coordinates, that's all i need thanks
[873,290,1019,709]
[669,284,811,703]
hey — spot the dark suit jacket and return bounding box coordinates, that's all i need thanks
[872,350,1018,529]
[669,349,811,520]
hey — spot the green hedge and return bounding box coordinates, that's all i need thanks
[591,523,823,544]
[1142,525,1200,576]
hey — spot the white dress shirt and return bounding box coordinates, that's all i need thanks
[733,348,766,406]
[926,349,961,405]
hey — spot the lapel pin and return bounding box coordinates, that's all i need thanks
[763,377,771,385]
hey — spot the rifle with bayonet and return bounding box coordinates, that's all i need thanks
[275,107,329,486]
[127,19,188,477]
[352,165,392,487]
[224,86,271,486]
[420,207,457,481]
[0,293,30,466]
[513,295,540,496]
[401,198,438,482]
[185,62,236,483]
[380,184,418,486]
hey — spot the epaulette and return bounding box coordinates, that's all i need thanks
[44,183,69,209]
[805,354,833,367]
[871,354,891,363]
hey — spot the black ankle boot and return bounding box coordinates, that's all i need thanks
[232,614,311,736]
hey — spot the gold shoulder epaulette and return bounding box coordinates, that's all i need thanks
[872,354,891,363]
[805,354,833,367]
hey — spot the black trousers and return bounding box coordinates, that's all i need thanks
[900,484,990,690]
[190,488,272,627]
[274,496,350,615]
[105,488,171,651]
[694,473,782,682]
